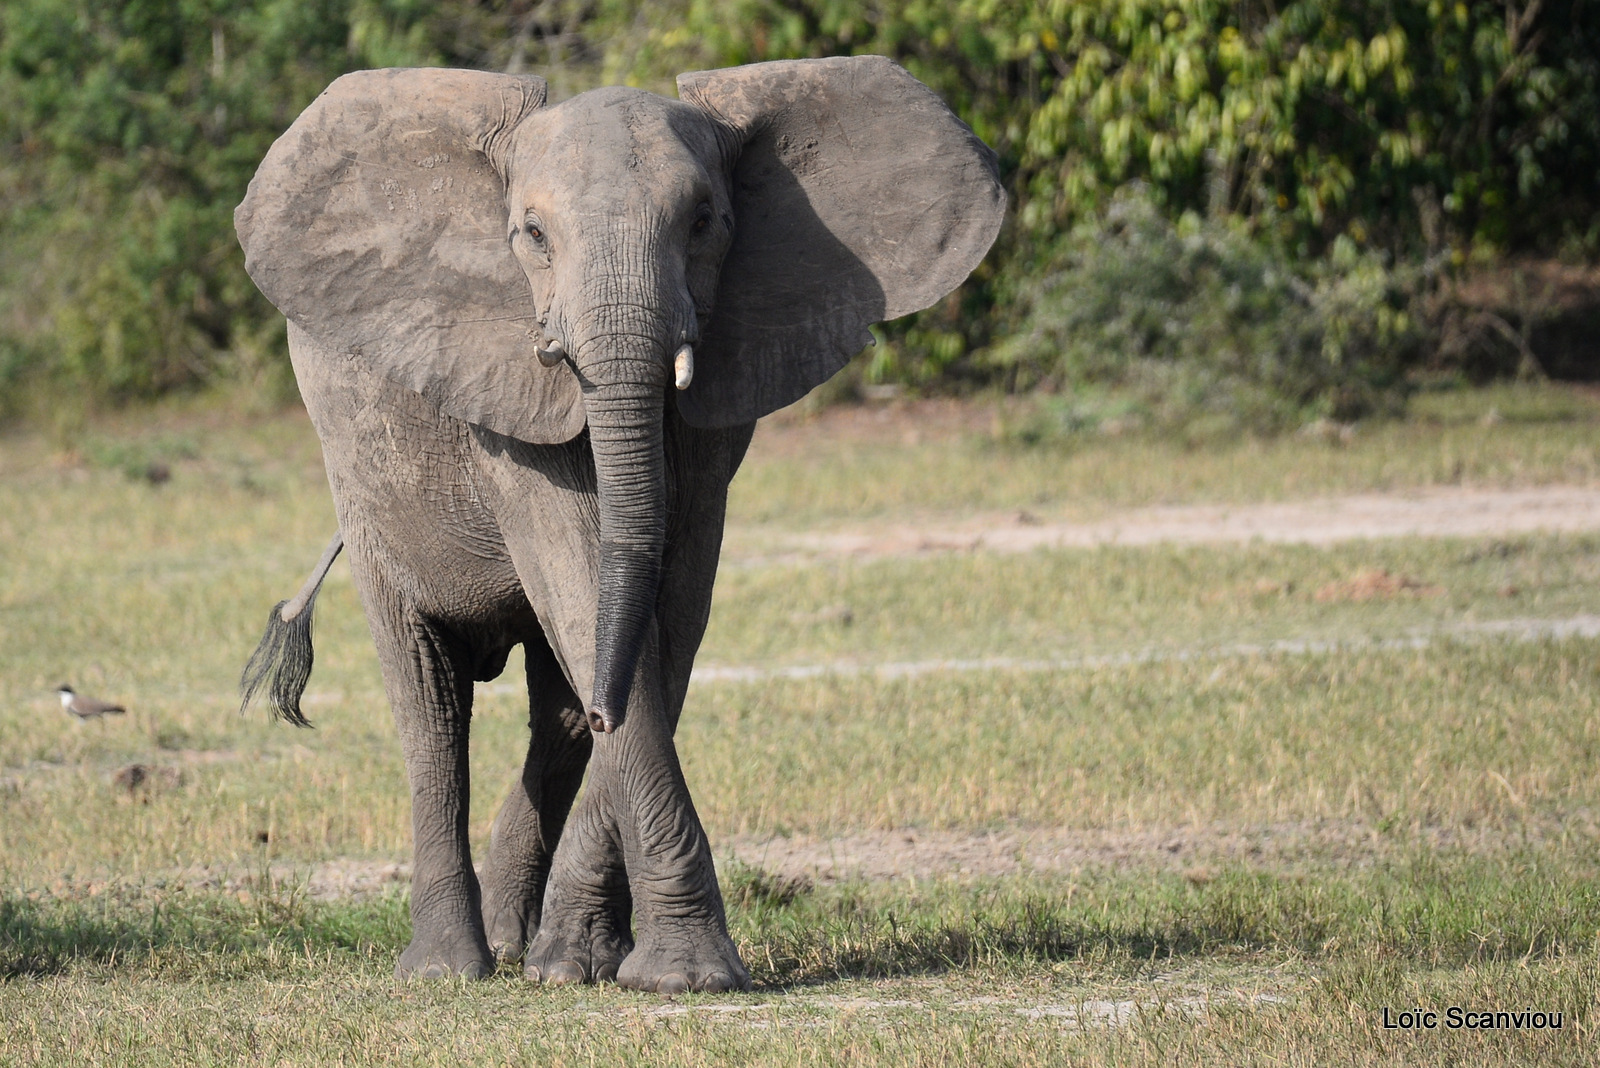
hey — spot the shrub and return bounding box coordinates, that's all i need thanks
[987,186,1420,436]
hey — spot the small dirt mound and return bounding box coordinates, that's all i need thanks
[1314,568,1444,603]
[110,763,182,795]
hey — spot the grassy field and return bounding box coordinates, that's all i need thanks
[731,382,1600,524]
[2,385,1599,1064]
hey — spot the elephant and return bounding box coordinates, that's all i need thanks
[234,55,1003,992]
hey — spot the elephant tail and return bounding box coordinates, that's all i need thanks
[240,531,344,728]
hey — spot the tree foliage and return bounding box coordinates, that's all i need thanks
[0,0,443,404]
[614,1,1599,256]
[1,0,1596,418]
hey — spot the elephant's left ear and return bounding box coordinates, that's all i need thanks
[675,56,1005,427]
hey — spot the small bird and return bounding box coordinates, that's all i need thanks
[56,685,126,722]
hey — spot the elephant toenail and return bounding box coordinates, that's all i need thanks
[544,960,586,986]
[523,963,542,983]
[594,962,619,983]
[695,972,735,993]
[656,972,691,995]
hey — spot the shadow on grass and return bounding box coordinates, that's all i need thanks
[0,884,407,978]
[732,856,1600,988]
[6,852,1599,985]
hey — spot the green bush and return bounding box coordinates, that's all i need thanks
[1014,0,1600,257]
[0,0,452,416]
[987,186,1420,437]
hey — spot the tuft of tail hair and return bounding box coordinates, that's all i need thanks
[240,531,343,728]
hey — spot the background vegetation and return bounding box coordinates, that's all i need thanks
[1,1,1597,429]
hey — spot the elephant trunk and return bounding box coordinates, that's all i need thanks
[578,331,669,733]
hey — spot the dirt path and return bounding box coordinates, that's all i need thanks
[720,818,1589,885]
[210,814,1586,902]
[725,485,1600,564]
[687,614,1600,685]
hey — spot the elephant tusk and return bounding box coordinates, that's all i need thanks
[536,338,566,367]
[673,343,694,390]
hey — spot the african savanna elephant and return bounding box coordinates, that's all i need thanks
[235,56,1003,992]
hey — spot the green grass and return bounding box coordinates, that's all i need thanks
[702,533,1600,666]
[3,387,1600,1063]
[731,383,1600,525]
[685,639,1600,835]
[2,860,1597,1064]
[3,635,1598,881]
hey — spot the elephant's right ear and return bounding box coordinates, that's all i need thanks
[235,68,584,444]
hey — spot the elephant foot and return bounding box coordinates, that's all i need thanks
[482,895,539,964]
[523,912,633,985]
[396,930,495,980]
[617,924,751,994]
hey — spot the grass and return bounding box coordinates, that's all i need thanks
[703,533,1600,666]
[685,639,1600,834]
[3,636,1598,880]
[2,384,1600,1063]
[1,862,1596,1063]
[731,382,1600,525]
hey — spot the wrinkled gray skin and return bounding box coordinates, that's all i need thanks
[235,57,1003,991]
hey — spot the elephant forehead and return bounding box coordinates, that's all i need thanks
[510,90,718,209]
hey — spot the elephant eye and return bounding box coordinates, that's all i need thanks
[515,213,552,270]
[692,206,713,234]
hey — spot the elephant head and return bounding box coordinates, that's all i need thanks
[234,57,1004,733]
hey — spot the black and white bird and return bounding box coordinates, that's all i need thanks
[56,685,126,722]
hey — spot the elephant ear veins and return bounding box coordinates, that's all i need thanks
[673,56,1006,429]
[235,68,586,445]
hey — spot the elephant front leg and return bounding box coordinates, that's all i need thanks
[529,631,748,993]
[610,683,749,994]
[374,611,494,980]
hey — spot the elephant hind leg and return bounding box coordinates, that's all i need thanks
[480,634,594,962]
[521,785,635,985]
[515,629,635,985]
[359,577,494,980]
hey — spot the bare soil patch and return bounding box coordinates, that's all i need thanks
[726,485,1600,564]
[1313,568,1446,602]
[248,817,1593,900]
[175,858,411,900]
[720,818,1592,885]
